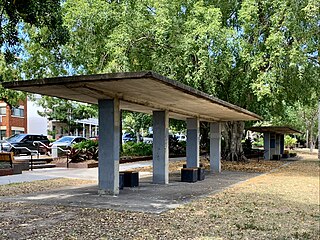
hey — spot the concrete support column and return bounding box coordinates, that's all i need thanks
[95,126,98,136]
[89,124,92,138]
[98,99,120,195]
[186,118,200,168]
[152,110,169,184]
[263,132,270,160]
[280,134,285,154]
[210,122,221,173]
[82,123,85,137]
[275,134,281,155]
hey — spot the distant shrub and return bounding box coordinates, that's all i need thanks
[252,137,264,147]
[285,136,297,149]
[122,142,152,156]
[70,139,99,162]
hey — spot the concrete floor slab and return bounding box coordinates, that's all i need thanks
[0,171,260,213]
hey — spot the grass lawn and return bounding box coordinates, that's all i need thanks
[0,153,318,239]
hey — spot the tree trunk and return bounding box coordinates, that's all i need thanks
[318,99,320,160]
[200,122,210,152]
[120,110,123,153]
[310,122,314,153]
[306,129,309,148]
[222,121,247,161]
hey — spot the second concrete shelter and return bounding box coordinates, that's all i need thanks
[249,126,301,160]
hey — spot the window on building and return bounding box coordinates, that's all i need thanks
[0,107,6,115]
[11,107,24,117]
[12,130,24,135]
[0,130,6,140]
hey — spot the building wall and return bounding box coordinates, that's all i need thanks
[27,97,47,135]
[0,100,27,140]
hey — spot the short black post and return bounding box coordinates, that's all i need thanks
[181,168,198,182]
[197,167,205,181]
[272,154,281,160]
[30,154,33,171]
[119,172,125,190]
[120,171,139,187]
[67,153,69,168]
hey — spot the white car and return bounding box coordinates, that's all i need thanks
[50,136,86,149]
[143,134,153,144]
[176,134,187,142]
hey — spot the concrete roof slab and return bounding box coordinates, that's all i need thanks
[3,71,262,122]
[248,126,302,134]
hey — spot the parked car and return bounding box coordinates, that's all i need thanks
[122,133,143,143]
[143,134,153,144]
[50,136,86,149]
[122,133,135,143]
[175,134,187,142]
[1,134,50,155]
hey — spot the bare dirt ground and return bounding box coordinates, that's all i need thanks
[0,153,319,239]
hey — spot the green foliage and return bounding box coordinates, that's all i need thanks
[122,142,152,157]
[122,111,152,138]
[35,96,98,131]
[72,139,98,150]
[0,0,68,106]
[0,55,26,106]
[18,0,318,110]
[253,138,264,147]
[14,0,319,159]
[0,0,68,62]
[70,139,99,162]
[285,136,297,148]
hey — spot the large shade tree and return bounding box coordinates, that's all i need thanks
[0,0,68,106]
[20,0,319,160]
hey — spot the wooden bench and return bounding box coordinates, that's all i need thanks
[0,152,14,168]
[0,152,14,176]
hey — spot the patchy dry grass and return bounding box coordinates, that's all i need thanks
[0,153,319,239]
[134,157,289,173]
[0,178,96,196]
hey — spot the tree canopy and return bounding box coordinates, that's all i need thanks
[11,0,320,153]
[0,0,68,106]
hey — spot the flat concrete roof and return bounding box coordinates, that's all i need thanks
[3,71,261,122]
[248,126,302,134]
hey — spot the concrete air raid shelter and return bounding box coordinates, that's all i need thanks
[3,71,262,195]
[248,126,301,160]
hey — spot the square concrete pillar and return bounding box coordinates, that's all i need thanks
[263,132,270,160]
[280,134,285,154]
[186,118,199,168]
[210,122,221,173]
[152,110,169,184]
[275,134,281,155]
[98,99,120,195]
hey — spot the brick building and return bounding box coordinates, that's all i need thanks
[0,100,27,140]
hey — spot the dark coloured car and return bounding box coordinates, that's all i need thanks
[1,134,50,155]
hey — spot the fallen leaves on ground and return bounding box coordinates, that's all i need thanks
[0,178,96,196]
[0,153,318,239]
[134,157,289,173]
